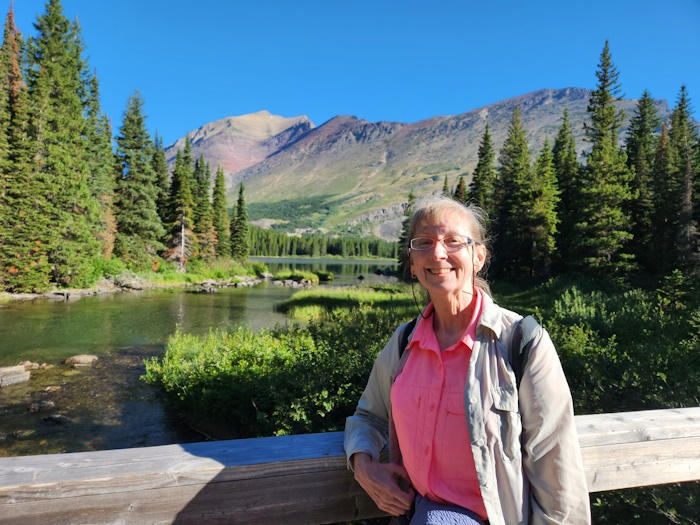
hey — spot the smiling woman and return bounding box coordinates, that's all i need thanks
[344,196,591,525]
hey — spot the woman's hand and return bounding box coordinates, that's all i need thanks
[352,452,415,516]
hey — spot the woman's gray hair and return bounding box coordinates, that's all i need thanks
[406,195,492,297]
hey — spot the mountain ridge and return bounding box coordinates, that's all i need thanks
[165,88,675,240]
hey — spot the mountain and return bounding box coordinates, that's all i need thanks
[165,110,313,176]
[165,89,674,241]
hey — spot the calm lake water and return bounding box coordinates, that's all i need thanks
[0,258,396,456]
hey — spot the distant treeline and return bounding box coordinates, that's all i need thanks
[249,225,398,259]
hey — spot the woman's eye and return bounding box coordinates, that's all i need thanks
[445,237,463,247]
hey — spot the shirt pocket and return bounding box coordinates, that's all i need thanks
[437,396,478,483]
[491,385,522,462]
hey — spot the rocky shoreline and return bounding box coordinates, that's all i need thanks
[1,271,314,303]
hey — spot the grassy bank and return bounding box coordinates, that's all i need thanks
[95,257,268,287]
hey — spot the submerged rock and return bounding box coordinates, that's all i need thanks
[18,361,39,371]
[0,365,31,387]
[28,400,55,412]
[65,355,99,367]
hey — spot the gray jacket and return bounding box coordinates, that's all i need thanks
[344,293,591,525]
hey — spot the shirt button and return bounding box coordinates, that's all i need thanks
[476,438,485,447]
[469,397,477,404]
[424,446,430,455]
[483,481,490,488]
[430,403,435,411]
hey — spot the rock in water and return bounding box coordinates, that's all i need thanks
[65,355,99,367]
[0,365,31,387]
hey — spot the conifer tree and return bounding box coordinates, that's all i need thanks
[530,138,560,277]
[469,123,497,216]
[0,2,18,165]
[625,90,660,271]
[26,0,100,286]
[165,147,196,269]
[0,4,51,291]
[442,174,450,197]
[113,91,164,269]
[652,123,676,274]
[397,189,415,281]
[151,132,170,229]
[194,160,216,262]
[552,110,580,269]
[230,183,249,260]
[494,106,531,275]
[211,165,231,257]
[668,86,699,269]
[83,72,116,258]
[575,41,634,274]
[453,175,467,204]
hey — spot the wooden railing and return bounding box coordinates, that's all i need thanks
[1,407,699,524]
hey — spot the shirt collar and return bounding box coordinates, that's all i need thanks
[409,288,484,353]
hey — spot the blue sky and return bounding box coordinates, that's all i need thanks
[10,0,700,147]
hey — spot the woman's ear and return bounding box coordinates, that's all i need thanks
[474,245,486,273]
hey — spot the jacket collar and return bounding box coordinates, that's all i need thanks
[478,291,502,339]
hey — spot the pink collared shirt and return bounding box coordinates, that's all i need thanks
[390,289,488,521]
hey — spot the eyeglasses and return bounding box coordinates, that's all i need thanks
[409,235,479,252]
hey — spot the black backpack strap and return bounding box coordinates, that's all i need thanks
[399,317,418,359]
[510,315,541,390]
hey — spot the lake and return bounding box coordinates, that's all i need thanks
[0,258,396,456]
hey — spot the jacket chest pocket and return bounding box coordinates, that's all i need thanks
[491,385,521,462]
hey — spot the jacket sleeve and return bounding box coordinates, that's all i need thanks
[518,328,591,525]
[344,324,403,469]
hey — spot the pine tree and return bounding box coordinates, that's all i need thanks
[552,110,580,269]
[469,123,497,216]
[0,4,51,291]
[151,132,170,229]
[453,175,467,204]
[25,0,100,286]
[113,91,164,270]
[230,183,249,260]
[494,106,532,275]
[442,174,450,197]
[211,165,231,257]
[625,90,660,271]
[0,2,18,165]
[575,41,634,274]
[165,147,195,269]
[667,86,699,269]
[83,72,116,258]
[194,161,216,262]
[397,189,416,281]
[652,124,676,274]
[530,138,560,277]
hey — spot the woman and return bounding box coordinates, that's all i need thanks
[344,196,590,525]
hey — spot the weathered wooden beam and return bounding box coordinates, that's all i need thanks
[1,407,699,524]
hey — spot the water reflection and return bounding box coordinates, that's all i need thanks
[252,257,397,287]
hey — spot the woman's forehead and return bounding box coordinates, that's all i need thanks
[415,209,472,236]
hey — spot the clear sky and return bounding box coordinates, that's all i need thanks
[10,0,700,147]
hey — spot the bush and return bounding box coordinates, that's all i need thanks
[273,270,319,284]
[143,306,412,438]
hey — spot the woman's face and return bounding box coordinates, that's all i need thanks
[409,209,486,302]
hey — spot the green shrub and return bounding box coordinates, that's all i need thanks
[273,270,319,284]
[314,270,334,282]
[90,256,127,281]
[143,307,412,438]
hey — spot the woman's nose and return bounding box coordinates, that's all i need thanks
[430,239,449,258]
